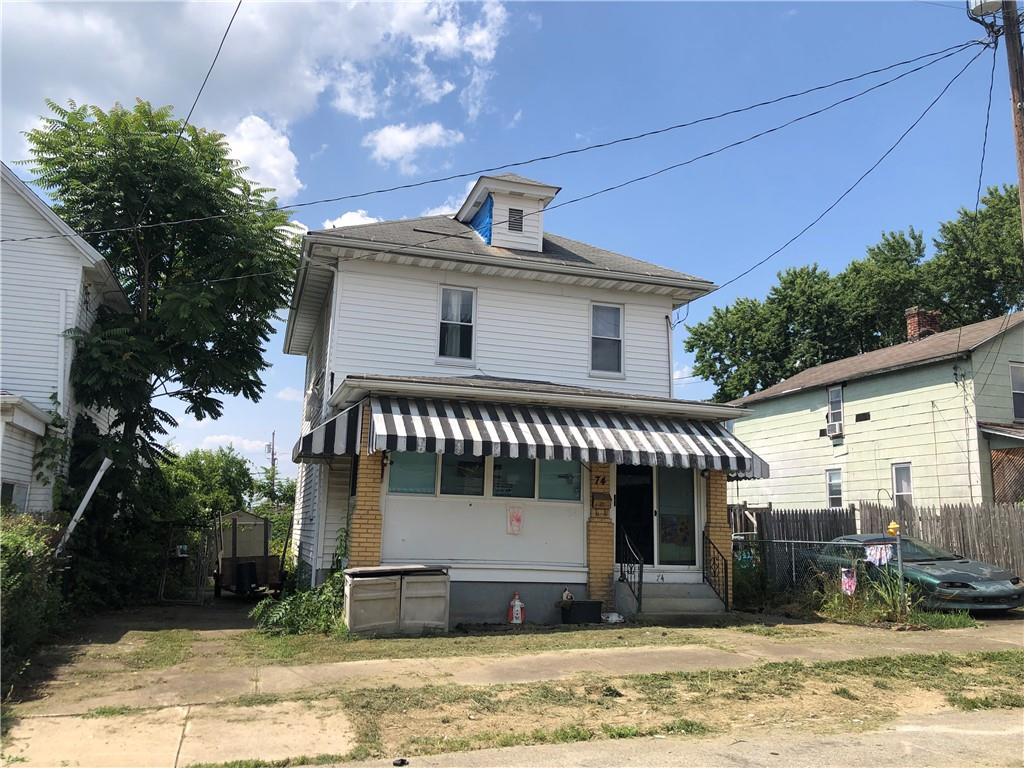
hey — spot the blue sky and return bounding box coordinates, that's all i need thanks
[2,1,1015,477]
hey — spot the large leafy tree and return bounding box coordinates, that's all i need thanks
[24,100,297,474]
[686,185,1023,402]
[162,447,255,524]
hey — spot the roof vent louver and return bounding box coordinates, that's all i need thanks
[508,208,524,233]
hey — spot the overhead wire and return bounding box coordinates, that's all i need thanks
[1,37,985,245]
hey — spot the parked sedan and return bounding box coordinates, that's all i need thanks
[812,534,1024,612]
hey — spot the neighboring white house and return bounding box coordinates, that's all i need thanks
[728,308,1024,513]
[0,163,127,515]
[283,173,769,622]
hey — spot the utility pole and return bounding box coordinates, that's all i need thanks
[265,431,277,507]
[1003,1,1024,232]
[970,1,1024,231]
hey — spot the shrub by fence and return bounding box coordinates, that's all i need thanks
[860,502,1024,576]
[0,509,62,688]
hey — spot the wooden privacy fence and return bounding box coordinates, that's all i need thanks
[728,504,857,542]
[860,502,1024,577]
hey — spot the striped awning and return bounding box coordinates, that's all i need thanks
[368,396,769,479]
[292,402,363,462]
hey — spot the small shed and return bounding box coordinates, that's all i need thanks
[216,510,280,596]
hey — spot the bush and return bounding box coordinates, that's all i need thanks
[1,509,62,687]
[250,572,346,635]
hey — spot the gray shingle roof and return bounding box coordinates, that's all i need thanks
[487,172,557,187]
[311,214,709,284]
[733,313,1024,406]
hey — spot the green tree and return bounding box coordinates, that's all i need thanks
[162,447,255,524]
[923,185,1024,325]
[685,186,1023,402]
[23,100,297,477]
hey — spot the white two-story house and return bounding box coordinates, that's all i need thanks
[0,163,127,515]
[283,174,768,623]
[729,308,1024,513]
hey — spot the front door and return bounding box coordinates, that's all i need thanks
[616,464,654,565]
[615,465,700,569]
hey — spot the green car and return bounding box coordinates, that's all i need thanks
[812,534,1024,612]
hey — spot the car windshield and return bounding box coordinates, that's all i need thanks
[895,538,958,562]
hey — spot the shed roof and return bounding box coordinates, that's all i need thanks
[733,313,1024,406]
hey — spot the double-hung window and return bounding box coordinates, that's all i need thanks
[591,303,623,374]
[892,463,913,511]
[1011,363,1024,422]
[826,385,843,437]
[439,287,474,362]
[825,469,842,509]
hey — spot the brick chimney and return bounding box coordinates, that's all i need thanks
[905,307,941,342]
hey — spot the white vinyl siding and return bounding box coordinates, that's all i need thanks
[973,325,1024,425]
[489,192,543,251]
[320,459,353,570]
[729,361,984,508]
[329,261,671,396]
[0,184,84,415]
[0,422,40,512]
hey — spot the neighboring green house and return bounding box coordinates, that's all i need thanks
[728,309,1024,511]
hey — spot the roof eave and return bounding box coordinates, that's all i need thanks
[329,375,749,421]
[306,233,717,299]
[734,350,972,408]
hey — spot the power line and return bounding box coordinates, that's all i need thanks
[1,37,984,245]
[706,43,988,297]
[134,0,243,226]
[167,38,981,291]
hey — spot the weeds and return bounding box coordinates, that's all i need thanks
[250,573,347,635]
[83,705,142,718]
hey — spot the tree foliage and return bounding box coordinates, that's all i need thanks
[162,446,255,524]
[686,185,1023,401]
[23,99,297,477]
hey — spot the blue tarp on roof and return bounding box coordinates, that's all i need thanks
[469,193,492,244]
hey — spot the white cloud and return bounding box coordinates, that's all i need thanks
[672,364,698,393]
[461,67,492,122]
[421,180,475,216]
[322,210,381,229]
[463,1,508,63]
[331,63,379,119]
[276,387,304,403]
[225,115,303,201]
[409,56,456,104]
[362,122,464,175]
[2,2,509,163]
[507,109,523,129]
[203,434,267,453]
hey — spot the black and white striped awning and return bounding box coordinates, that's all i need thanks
[368,396,769,479]
[292,402,363,462]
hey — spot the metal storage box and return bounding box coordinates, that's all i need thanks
[343,574,401,634]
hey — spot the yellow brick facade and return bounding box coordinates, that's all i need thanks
[586,462,615,606]
[348,403,383,567]
[705,470,733,605]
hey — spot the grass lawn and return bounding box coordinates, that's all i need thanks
[189,649,1024,765]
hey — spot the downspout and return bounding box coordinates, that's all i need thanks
[665,314,674,398]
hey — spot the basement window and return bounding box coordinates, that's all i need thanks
[508,208,524,232]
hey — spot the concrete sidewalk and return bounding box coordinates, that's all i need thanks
[345,708,1024,768]
[16,618,1024,717]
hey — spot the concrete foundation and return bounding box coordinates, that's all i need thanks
[449,581,588,626]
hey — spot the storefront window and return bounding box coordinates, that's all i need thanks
[387,452,436,494]
[538,459,582,501]
[440,454,485,496]
[493,457,535,498]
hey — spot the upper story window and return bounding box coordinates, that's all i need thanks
[825,469,842,509]
[508,208,524,232]
[591,303,623,374]
[826,385,843,437]
[439,287,474,361]
[892,462,913,510]
[1011,363,1024,421]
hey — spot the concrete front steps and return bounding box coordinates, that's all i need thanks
[637,582,725,618]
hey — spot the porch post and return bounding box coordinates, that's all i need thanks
[706,470,733,607]
[587,462,615,607]
[349,402,383,567]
